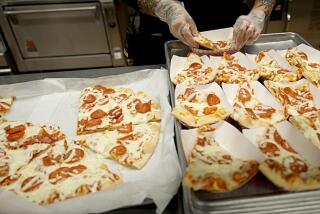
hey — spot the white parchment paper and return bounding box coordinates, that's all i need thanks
[222,81,283,110]
[243,120,320,166]
[0,69,181,214]
[174,82,232,113]
[198,27,233,42]
[181,121,264,162]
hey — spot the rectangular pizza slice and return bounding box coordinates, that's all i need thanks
[257,126,320,191]
[0,119,65,187]
[77,85,161,135]
[9,140,122,205]
[173,53,216,85]
[183,129,258,192]
[214,53,259,84]
[231,82,286,128]
[0,96,15,117]
[255,51,302,82]
[285,47,320,88]
[172,85,230,127]
[77,122,160,169]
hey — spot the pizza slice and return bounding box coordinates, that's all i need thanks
[231,82,286,128]
[0,119,65,187]
[285,48,320,88]
[78,122,160,169]
[173,53,216,85]
[183,130,258,192]
[77,85,161,134]
[193,33,231,51]
[0,96,15,117]
[285,47,308,68]
[257,126,320,191]
[172,86,230,127]
[255,51,302,82]
[9,140,122,205]
[214,53,259,84]
[264,80,319,119]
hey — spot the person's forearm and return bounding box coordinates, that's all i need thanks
[137,0,182,22]
[252,0,276,18]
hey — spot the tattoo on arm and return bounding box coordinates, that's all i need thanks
[253,0,276,18]
[137,0,184,22]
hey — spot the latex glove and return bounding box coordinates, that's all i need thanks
[232,10,266,51]
[155,1,199,47]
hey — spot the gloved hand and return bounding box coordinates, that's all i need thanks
[232,10,266,51]
[155,0,199,47]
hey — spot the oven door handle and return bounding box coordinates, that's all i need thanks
[3,6,97,15]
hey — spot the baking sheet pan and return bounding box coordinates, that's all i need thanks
[165,32,320,214]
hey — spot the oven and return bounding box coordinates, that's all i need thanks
[0,0,126,72]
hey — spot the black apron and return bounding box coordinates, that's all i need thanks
[129,0,249,65]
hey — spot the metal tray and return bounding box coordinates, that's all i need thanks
[165,32,320,214]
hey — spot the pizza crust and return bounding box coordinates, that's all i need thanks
[172,105,230,127]
[0,96,15,117]
[259,161,320,191]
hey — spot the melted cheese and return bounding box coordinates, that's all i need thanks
[257,126,320,180]
[78,122,160,168]
[0,96,14,116]
[78,86,161,133]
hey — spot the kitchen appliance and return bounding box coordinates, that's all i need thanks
[0,0,126,72]
[0,33,12,74]
[265,0,320,50]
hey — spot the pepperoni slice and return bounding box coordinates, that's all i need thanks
[117,123,133,133]
[110,145,127,156]
[94,85,115,94]
[203,176,227,191]
[308,63,320,68]
[196,137,206,147]
[224,53,234,61]
[297,105,317,115]
[207,93,220,106]
[108,106,123,124]
[75,184,92,196]
[256,52,265,63]
[5,125,26,134]
[48,167,72,184]
[233,171,248,183]
[238,88,251,103]
[90,109,107,119]
[188,62,202,70]
[184,105,198,116]
[232,64,246,71]
[21,176,43,192]
[86,118,102,127]
[63,148,85,164]
[284,156,308,174]
[117,134,135,143]
[259,142,280,157]
[265,159,283,172]
[218,155,232,164]
[253,105,275,119]
[0,175,19,186]
[7,131,25,142]
[42,191,60,205]
[273,130,297,153]
[135,100,152,114]
[283,87,299,99]
[0,164,9,177]
[245,108,258,119]
[69,164,87,174]
[83,94,96,104]
[42,154,62,166]
[203,106,217,115]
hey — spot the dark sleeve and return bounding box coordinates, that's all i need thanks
[121,0,139,10]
